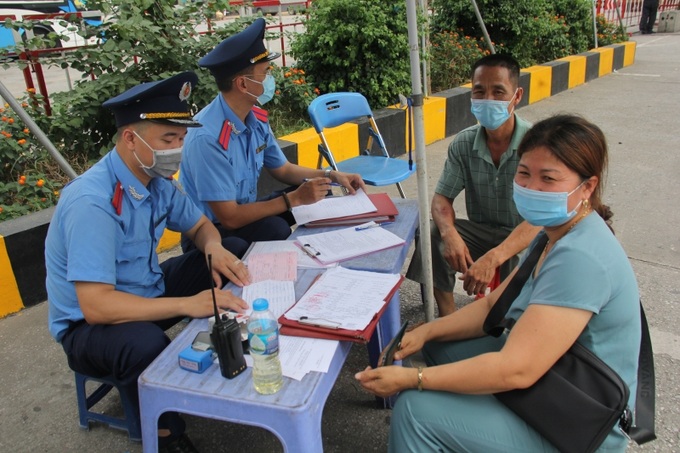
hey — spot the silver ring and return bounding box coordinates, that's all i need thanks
[234,259,241,265]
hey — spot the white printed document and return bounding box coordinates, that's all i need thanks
[294,222,405,265]
[283,267,401,330]
[291,188,376,225]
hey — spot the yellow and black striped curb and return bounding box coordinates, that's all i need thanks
[0,42,635,318]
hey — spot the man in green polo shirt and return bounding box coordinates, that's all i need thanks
[407,54,541,316]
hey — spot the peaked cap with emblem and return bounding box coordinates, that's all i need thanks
[102,71,202,128]
[199,18,280,81]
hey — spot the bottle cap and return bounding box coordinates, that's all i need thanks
[252,298,269,311]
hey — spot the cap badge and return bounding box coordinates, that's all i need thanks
[179,81,192,101]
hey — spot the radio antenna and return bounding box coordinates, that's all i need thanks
[208,254,221,324]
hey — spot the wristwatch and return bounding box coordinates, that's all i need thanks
[324,169,332,179]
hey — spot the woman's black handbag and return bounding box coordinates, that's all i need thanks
[483,234,656,453]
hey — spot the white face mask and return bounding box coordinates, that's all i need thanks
[133,131,183,179]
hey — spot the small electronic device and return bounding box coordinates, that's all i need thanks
[379,321,409,367]
[207,255,247,379]
[178,331,214,374]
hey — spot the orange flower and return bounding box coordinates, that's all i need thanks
[22,103,28,108]
[36,179,45,187]
[299,69,305,75]
[41,198,46,202]
[23,128,29,134]
[275,90,281,95]
[54,190,59,196]
[19,179,26,185]
[19,175,26,181]
[1,116,7,122]
[0,206,3,213]
[27,88,36,94]
[17,139,26,145]
[314,87,320,94]
[8,118,13,124]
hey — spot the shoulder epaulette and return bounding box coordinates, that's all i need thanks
[219,120,232,150]
[252,106,268,123]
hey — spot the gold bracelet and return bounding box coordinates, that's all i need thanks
[417,366,423,391]
[282,192,292,212]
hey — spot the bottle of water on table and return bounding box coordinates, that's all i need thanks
[247,298,283,394]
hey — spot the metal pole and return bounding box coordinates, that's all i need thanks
[406,0,435,321]
[612,0,625,30]
[592,0,599,48]
[419,0,430,97]
[0,80,78,180]
[470,0,495,54]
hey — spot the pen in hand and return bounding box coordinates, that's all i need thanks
[302,178,342,187]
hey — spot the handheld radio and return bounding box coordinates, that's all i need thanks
[208,254,247,379]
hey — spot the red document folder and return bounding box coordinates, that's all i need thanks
[278,275,404,343]
[303,193,399,227]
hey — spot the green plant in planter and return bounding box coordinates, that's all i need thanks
[268,65,318,136]
[429,30,487,93]
[290,0,411,109]
[0,90,63,221]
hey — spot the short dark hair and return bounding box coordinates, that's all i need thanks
[471,54,521,87]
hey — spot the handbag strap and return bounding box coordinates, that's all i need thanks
[482,232,656,444]
[483,233,548,337]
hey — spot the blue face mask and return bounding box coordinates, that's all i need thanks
[246,74,276,105]
[470,89,518,130]
[513,180,585,227]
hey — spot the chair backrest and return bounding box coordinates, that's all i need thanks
[308,92,373,132]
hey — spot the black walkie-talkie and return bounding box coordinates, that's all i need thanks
[208,254,246,379]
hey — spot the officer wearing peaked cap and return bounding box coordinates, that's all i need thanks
[179,18,366,253]
[46,72,251,453]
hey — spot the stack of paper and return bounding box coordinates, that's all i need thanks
[303,193,399,227]
[291,188,377,225]
[280,267,404,343]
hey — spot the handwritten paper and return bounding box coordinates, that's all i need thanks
[283,267,400,330]
[242,280,296,318]
[247,251,297,282]
[291,188,376,225]
[245,240,334,269]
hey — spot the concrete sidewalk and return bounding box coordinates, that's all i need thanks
[1,32,679,452]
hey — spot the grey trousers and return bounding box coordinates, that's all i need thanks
[406,219,518,292]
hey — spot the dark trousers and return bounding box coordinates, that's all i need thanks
[640,2,659,33]
[181,190,296,253]
[60,248,223,436]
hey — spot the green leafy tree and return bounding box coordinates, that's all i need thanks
[430,0,613,68]
[43,0,250,160]
[290,0,411,109]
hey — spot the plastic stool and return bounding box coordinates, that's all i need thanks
[74,372,142,441]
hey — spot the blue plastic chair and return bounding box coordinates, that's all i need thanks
[307,92,416,198]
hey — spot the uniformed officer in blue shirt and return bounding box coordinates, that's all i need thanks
[46,72,251,453]
[178,18,366,252]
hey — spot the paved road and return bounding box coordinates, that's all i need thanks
[0,32,678,452]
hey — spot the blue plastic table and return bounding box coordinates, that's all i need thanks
[138,198,418,452]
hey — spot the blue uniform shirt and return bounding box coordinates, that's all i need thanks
[179,94,288,223]
[46,150,203,342]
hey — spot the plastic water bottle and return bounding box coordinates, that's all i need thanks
[247,298,283,394]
